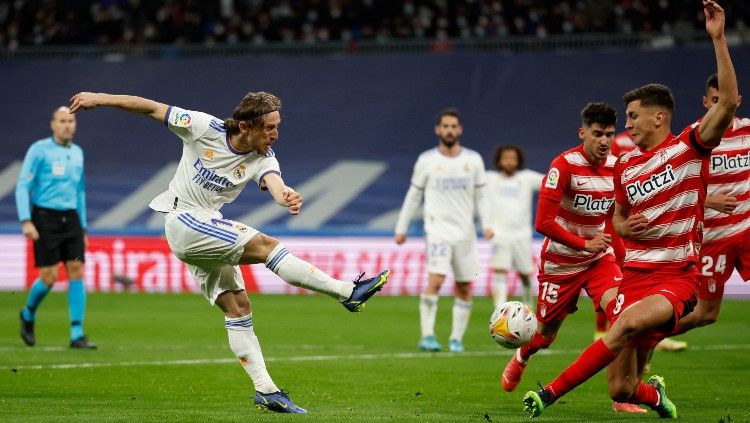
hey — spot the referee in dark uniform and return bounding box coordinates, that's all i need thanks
[16,106,96,349]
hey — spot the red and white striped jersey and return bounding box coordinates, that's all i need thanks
[689,117,750,244]
[611,131,637,157]
[614,127,711,270]
[538,145,617,280]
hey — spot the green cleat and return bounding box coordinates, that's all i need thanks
[647,375,677,419]
[522,388,552,418]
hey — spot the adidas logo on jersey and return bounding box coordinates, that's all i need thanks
[710,152,750,172]
[625,164,676,202]
[572,194,614,212]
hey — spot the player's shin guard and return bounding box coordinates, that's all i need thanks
[226,314,279,395]
[519,332,555,363]
[265,244,353,300]
[23,279,50,322]
[491,273,508,308]
[419,294,439,337]
[545,339,619,402]
[67,279,86,341]
[449,299,472,341]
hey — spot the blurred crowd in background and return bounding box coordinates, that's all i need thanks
[2,0,749,48]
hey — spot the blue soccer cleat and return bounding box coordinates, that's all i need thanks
[341,269,390,312]
[254,390,307,414]
[418,335,442,352]
[449,339,464,352]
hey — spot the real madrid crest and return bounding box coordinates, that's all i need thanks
[203,149,215,160]
[234,164,246,179]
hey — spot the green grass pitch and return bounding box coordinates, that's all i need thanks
[1,291,748,422]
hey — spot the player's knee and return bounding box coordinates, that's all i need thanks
[39,267,58,285]
[700,309,719,326]
[66,260,84,279]
[610,316,639,341]
[240,233,279,264]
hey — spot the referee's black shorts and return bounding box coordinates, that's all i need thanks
[31,206,85,267]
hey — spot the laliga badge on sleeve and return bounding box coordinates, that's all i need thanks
[545,168,559,189]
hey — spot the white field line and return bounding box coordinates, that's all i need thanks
[7,343,750,371]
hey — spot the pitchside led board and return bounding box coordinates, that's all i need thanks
[1,234,748,298]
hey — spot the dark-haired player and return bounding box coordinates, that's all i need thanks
[502,103,621,392]
[485,145,543,308]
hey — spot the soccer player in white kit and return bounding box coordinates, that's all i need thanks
[395,108,493,353]
[485,145,543,308]
[68,91,390,414]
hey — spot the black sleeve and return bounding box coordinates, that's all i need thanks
[689,126,712,156]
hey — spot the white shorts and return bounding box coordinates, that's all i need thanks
[425,236,479,282]
[164,210,259,304]
[491,238,535,275]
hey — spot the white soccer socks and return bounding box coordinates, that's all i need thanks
[419,294,439,337]
[225,314,279,394]
[265,244,353,301]
[449,298,473,341]
[492,272,508,309]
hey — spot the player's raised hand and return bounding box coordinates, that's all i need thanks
[584,232,611,254]
[394,233,407,245]
[622,212,649,239]
[483,228,494,240]
[283,188,303,215]
[69,92,102,113]
[703,0,726,40]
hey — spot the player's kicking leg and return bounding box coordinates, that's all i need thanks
[241,233,389,312]
[522,294,675,418]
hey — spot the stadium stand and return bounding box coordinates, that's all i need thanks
[1,0,749,47]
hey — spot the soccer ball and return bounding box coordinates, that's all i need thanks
[489,301,537,349]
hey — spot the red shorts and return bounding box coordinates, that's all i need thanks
[611,267,699,349]
[536,256,621,325]
[698,236,750,301]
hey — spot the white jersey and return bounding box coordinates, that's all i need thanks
[485,169,543,240]
[396,147,488,241]
[149,106,281,213]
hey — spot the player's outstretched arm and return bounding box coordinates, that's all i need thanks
[263,172,303,215]
[69,92,169,123]
[698,0,740,147]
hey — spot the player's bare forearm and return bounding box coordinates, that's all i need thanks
[263,172,302,214]
[699,0,739,147]
[69,92,168,122]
